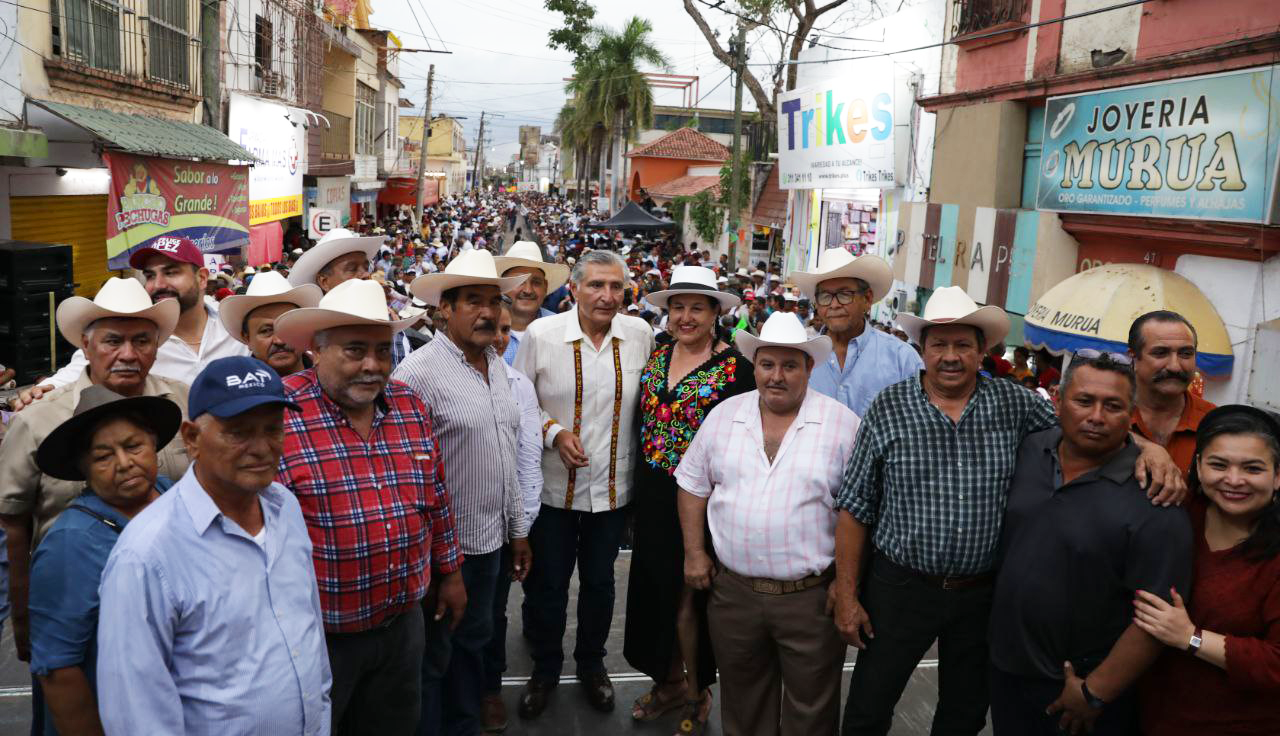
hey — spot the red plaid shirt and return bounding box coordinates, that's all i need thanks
[278,370,462,633]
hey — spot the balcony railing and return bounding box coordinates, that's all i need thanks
[50,0,199,94]
[321,111,352,161]
[952,0,1027,38]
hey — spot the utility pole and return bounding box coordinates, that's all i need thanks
[727,22,747,270]
[414,63,435,226]
[471,111,486,192]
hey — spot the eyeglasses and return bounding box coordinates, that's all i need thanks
[815,289,865,306]
[1074,348,1132,365]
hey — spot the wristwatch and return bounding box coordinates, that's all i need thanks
[1187,627,1203,654]
[1080,681,1106,710]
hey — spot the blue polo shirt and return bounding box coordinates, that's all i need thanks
[28,481,170,736]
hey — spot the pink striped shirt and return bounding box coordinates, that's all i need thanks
[675,389,860,580]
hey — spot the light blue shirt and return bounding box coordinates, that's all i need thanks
[503,307,556,366]
[96,466,331,736]
[809,321,924,417]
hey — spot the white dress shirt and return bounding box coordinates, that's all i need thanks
[45,304,249,388]
[508,366,545,526]
[675,389,860,580]
[514,309,655,513]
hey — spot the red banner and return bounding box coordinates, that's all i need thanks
[105,152,250,269]
[378,177,438,207]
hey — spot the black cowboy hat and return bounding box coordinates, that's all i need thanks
[35,385,182,481]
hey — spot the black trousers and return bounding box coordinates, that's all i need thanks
[842,555,993,736]
[522,504,628,681]
[989,666,1138,735]
[326,604,426,736]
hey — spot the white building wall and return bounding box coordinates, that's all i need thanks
[224,0,302,104]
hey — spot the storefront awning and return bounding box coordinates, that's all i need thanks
[26,99,257,162]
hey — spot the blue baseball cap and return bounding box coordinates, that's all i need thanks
[189,356,301,420]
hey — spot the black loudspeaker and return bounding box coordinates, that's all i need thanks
[0,241,76,386]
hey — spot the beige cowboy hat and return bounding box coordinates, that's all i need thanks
[218,271,322,344]
[273,278,416,351]
[56,277,180,347]
[645,266,740,311]
[896,285,1010,351]
[790,248,893,302]
[735,312,832,364]
[492,241,570,291]
[411,250,530,307]
[287,228,383,287]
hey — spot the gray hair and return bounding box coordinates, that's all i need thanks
[312,328,331,349]
[570,250,629,286]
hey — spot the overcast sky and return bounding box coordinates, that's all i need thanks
[373,0,750,161]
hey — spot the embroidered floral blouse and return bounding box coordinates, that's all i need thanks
[639,343,754,475]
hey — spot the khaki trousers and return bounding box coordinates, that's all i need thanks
[707,568,847,736]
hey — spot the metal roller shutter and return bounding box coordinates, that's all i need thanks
[10,195,118,297]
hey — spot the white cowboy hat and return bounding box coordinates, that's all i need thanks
[288,228,383,287]
[56,277,180,347]
[735,312,832,364]
[735,267,751,279]
[896,285,1010,351]
[492,241,570,291]
[750,270,766,278]
[790,248,893,302]
[645,266,741,311]
[218,271,323,344]
[411,250,530,307]
[273,278,416,351]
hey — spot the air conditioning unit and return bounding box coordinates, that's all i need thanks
[259,71,282,97]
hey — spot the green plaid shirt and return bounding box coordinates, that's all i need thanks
[835,373,1057,577]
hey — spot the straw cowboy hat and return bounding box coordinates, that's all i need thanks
[411,250,530,307]
[790,248,893,302]
[273,278,416,351]
[735,312,833,364]
[288,228,383,287]
[645,266,741,311]
[218,271,322,344]
[897,286,1010,352]
[493,241,570,291]
[55,277,180,347]
[36,385,182,481]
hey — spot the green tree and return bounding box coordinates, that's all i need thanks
[567,17,670,212]
[544,0,597,57]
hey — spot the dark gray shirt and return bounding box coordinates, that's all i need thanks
[989,427,1193,680]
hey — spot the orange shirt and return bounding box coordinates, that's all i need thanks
[1130,390,1216,478]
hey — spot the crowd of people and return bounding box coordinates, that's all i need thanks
[0,190,1275,736]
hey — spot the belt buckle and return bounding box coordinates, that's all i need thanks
[754,578,782,595]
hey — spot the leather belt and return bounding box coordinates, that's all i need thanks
[876,555,993,591]
[725,565,835,595]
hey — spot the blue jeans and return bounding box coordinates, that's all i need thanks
[522,505,628,682]
[420,548,502,736]
[482,544,515,693]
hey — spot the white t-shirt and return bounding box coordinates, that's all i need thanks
[251,526,267,549]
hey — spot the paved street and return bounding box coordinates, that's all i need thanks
[0,551,991,735]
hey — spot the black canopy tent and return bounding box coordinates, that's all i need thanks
[587,201,677,231]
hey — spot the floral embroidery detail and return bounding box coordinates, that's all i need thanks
[640,344,740,476]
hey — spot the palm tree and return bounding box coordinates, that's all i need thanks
[554,102,595,207]
[567,17,669,213]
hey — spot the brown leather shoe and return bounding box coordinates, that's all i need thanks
[481,693,508,732]
[517,678,556,720]
[579,671,616,712]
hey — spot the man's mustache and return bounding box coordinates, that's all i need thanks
[268,343,295,357]
[110,361,143,373]
[152,290,179,301]
[1154,369,1190,383]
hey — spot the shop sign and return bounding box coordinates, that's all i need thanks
[104,152,250,269]
[1037,66,1280,223]
[309,209,342,239]
[776,60,895,190]
[228,92,304,225]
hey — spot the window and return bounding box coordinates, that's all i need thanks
[356,82,376,155]
[57,0,122,73]
[1020,104,1044,209]
[952,0,1027,38]
[254,14,273,79]
[148,0,190,88]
